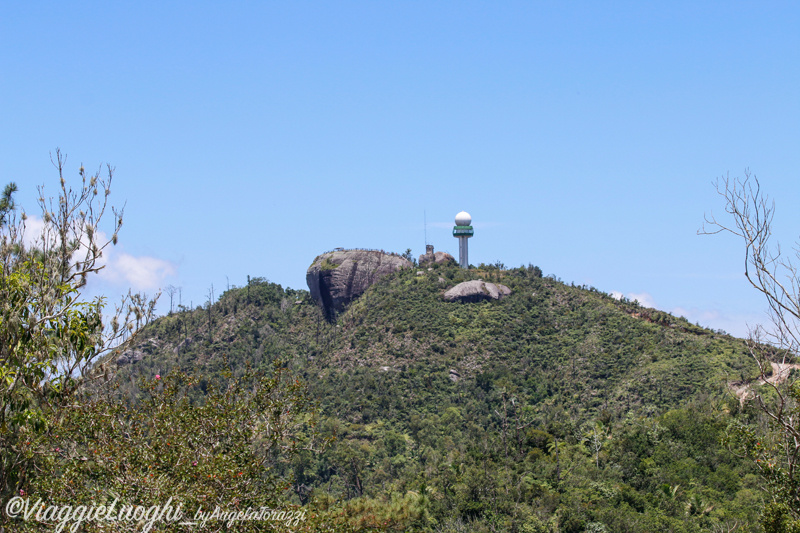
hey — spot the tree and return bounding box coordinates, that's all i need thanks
[582,421,608,469]
[401,247,416,266]
[702,171,800,527]
[165,284,178,314]
[0,150,157,502]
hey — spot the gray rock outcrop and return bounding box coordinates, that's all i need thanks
[418,245,455,266]
[116,349,144,365]
[307,249,412,320]
[117,337,162,365]
[443,280,512,303]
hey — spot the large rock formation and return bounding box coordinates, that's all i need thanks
[444,280,512,303]
[116,349,144,366]
[418,245,455,266]
[307,249,412,320]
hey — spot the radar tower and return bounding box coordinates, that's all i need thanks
[453,211,473,269]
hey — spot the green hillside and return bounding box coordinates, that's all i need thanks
[109,262,766,532]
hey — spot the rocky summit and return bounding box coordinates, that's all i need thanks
[418,246,455,266]
[306,249,412,319]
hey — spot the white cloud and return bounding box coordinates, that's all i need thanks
[610,290,656,308]
[20,213,46,247]
[19,215,175,292]
[671,306,764,339]
[21,214,111,269]
[101,253,176,291]
[611,288,761,338]
[628,292,657,309]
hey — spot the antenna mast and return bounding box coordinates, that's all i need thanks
[424,210,428,246]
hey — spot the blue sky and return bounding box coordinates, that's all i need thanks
[2,2,799,337]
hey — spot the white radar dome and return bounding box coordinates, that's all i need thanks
[455,211,472,226]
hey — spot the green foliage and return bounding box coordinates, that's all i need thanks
[11,366,322,532]
[320,258,339,271]
[0,261,103,496]
[725,381,800,526]
[762,502,800,533]
[0,162,324,532]
[0,161,157,505]
[106,262,768,530]
[0,182,16,227]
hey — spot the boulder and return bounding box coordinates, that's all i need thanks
[116,349,144,365]
[418,245,455,266]
[444,280,512,303]
[307,249,412,320]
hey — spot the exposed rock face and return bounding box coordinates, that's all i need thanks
[444,280,512,303]
[418,245,455,266]
[116,349,144,365]
[307,250,412,320]
[116,337,162,365]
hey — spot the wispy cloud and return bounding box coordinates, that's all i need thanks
[610,290,656,309]
[627,292,657,309]
[21,214,176,292]
[100,253,177,291]
[20,214,46,247]
[671,306,764,339]
[611,286,762,338]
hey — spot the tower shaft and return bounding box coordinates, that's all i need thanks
[458,236,469,268]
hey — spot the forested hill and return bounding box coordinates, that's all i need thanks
[111,262,754,417]
[108,262,765,531]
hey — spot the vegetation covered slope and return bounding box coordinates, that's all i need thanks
[108,263,767,532]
